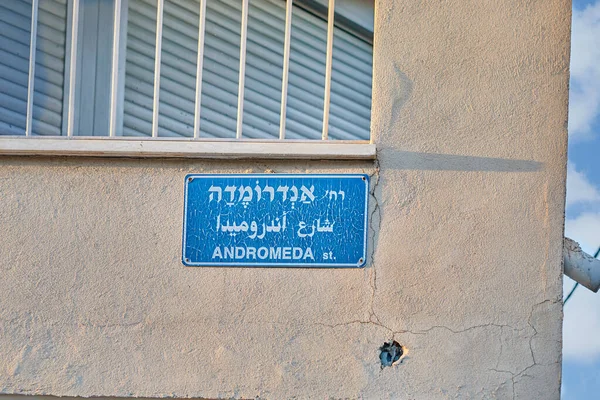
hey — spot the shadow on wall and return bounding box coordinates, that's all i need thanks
[381,150,543,172]
[0,151,542,174]
[382,65,542,174]
[390,65,414,124]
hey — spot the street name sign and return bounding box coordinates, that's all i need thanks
[182,174,369,267]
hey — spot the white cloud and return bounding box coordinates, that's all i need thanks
[563,211,600,362]
[563,160,600,362]
[566,162,600,209]
[569,2,600,140]
[563,275,600,362]
[565,211,600,254]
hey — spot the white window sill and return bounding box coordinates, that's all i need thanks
[0,137,376,160]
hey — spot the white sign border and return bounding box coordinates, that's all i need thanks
[182,174,370,268]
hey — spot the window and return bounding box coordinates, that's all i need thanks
[0,0,68,136]
[0,0,375,158]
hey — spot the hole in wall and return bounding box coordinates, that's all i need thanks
[379,340,404,367]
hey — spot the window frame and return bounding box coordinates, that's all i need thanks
[0,136,375,159]
[0,0,375,160]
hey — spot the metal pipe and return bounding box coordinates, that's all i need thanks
[564,237,600,293]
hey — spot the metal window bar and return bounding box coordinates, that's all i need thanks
[17,0,365,143]
[109,0,122,137]
[321,0,335,140]
[66,0,80,137]
[144,0,344,142]
[278,0,293,140]
[136,0,341,141]
[151,0,165,138]
[236,0,250,139]
[193,0,208,139]
[25,0,39,137]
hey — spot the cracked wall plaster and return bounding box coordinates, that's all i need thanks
[0,0,570,398]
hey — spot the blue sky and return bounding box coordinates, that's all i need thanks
[562,0,600,398]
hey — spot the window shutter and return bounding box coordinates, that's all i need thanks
[0,0,67,136]
[123,0,157,137]
[123,0,371,140]
[285,2,372,140]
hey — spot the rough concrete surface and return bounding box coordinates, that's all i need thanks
[0,0,570,398]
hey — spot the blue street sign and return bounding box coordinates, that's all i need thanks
[182,174,369,267]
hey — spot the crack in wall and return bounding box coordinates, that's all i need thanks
[314,319,394,334]
[496,326,505,371]
[367,154,382,325]
[4,300,562,399]
[397,323,516,335]
[489,299,562,399]
[313,297,562,398]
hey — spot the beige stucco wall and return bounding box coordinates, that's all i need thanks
[0,0,570,398]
